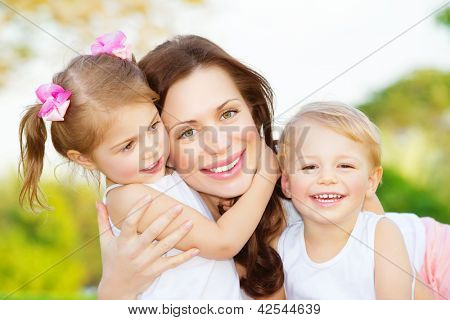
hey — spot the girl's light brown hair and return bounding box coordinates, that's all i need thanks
[19,54,158,211]
[138,35,286,298]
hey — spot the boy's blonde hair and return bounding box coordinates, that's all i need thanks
[278,101,381,172]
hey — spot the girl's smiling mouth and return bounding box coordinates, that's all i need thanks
[140,156,164,174]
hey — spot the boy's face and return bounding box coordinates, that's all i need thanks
[281,119,382,226]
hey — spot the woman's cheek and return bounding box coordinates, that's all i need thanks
[171,142,198,174]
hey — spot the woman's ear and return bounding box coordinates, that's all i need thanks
[281,173,292,198]
[67,150,97,170]
[366,166,383,197]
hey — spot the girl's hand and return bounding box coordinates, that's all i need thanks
[363,193,384,215]
[96,195,198,299]
[257,138,281,184]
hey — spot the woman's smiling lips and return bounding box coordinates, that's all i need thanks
[200,149,246,180]
[309,192,346,207]
[140,156,164,174]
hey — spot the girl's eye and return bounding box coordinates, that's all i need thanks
[180,128,196,139]
[122,141,134,152]
[302,165,318,171]
[220,110,237,120]
[148,121,160,132]
[339,164,355,169]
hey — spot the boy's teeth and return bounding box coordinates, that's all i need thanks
[313,194,343,200]
[208,157,239,173]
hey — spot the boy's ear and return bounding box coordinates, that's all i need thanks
[281,174,292,198]
[366,166,383,197]
[67,150,97,170]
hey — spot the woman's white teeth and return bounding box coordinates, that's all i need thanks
[208,157,239,173]
[313,194,343,199]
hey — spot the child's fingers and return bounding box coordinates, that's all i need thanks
[120,194,153,239]
[96,201,114,248]
[139,205,183,246]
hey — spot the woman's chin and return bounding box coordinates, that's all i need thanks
[189,171,254,199]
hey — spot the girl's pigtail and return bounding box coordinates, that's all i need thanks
[19,104,49,211]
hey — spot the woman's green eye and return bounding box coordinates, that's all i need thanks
[181,129,195,138]
[221,110,236,120]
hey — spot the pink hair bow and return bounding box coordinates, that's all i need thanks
[36,83,72,122]
[90,31,132,61]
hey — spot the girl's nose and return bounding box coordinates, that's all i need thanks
[141,133,160,160]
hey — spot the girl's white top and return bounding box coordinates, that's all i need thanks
[278,211,425,299]
[103,171,242,300]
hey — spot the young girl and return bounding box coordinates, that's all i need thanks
[277,101,449,300]
[19,31,280,299]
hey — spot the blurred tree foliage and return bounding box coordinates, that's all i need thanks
[0,0,204,85]
[436,6,450,27]
[360,69,450,220]
[0,174,101,299]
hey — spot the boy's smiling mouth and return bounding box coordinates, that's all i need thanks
[309,193,346,207]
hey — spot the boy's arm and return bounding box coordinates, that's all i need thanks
[374,218,414,299]
[108,143,279,260]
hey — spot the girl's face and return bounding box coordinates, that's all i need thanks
[281,120,380,227]
[92,102,169,185]
[161,66,260,199]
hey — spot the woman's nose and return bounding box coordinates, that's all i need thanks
[201,126,232,155]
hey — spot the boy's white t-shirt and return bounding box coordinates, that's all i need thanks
[278,211,425,299]
[103,171,242,300]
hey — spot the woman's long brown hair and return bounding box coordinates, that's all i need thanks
[139,35,286,298]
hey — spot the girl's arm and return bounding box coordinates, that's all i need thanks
[374,218,414,299]
[107,142,279,260]
[363,193,384,215]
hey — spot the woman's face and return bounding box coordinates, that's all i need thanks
[161,66,260,199]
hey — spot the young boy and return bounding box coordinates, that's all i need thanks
[277,101,442,299]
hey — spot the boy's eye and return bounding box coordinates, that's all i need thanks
[180,128,196,139]
[302,165,318,171]
[220,110,237,120]
[339,164,355,169]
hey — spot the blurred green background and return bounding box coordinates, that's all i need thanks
[0,1,449,299]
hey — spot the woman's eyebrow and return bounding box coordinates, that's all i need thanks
[215,98,240,112]
[168,98,241,132]
[168,98,240,132]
